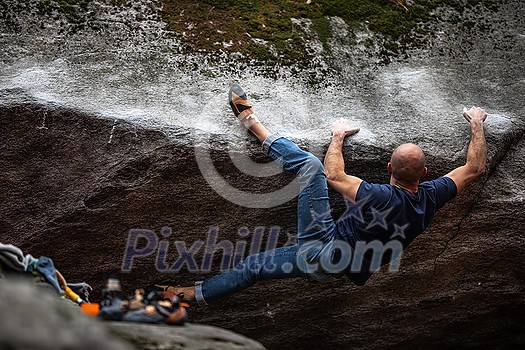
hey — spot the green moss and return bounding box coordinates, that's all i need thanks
[311,16,331,53]
[161,0,502,64]
[363,38,374,48]
[4,0,500,64]
[34,0,94,30]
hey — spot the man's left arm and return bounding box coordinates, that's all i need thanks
[324,119,362,202]
[445,107,487,194]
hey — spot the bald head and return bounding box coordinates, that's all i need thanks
[389,143,426,183]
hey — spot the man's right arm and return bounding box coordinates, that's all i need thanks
[445,107,488,194]
[324,119,362,202]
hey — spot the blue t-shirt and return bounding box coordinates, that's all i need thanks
[336,176,457,285]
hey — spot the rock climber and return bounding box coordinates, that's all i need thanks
[158,84,487,303]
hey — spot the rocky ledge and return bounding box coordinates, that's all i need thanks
[0,281,265,350]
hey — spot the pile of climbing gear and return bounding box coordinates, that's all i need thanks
[0,243,188,325]
[96,276,188,325]
[0,243,91,304]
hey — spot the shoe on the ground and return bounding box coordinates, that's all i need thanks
[121,297,188,325]
[229,84,254,121]
[155,284,189,302]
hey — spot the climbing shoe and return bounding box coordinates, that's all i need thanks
[229,84,260,127]
[229,84,252,118]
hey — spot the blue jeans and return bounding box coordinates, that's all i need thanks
[195,134,338,303]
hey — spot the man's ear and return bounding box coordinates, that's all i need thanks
[421,166,428,177]
[388,163,393,174]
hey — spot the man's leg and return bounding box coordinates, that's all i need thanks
[195,245,307,303]
[247,121,272,143]
[162,245,305,303]
[230,83,337,264]
[262,135,338,280]
[164,85,337,301]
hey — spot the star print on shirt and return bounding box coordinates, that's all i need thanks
[390,223,410,240]
[366,206,394,230]
[337,194,373,225]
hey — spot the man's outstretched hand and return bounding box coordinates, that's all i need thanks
[463,106,487,124]
[331,118,360,137]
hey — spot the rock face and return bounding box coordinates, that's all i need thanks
[1,0,525,350]
[1,93,524,350]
